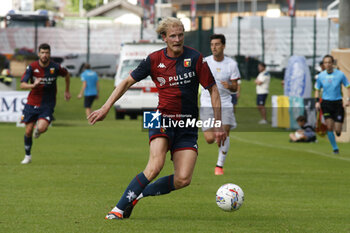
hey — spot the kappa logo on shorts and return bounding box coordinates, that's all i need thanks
[143,110,161,129]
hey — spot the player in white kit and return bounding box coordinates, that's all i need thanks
[200,34,240,175]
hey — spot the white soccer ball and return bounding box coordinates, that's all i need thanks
[216,183,244,211]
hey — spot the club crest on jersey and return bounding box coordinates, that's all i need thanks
[50,68,55,74]
[216,68,221,72]
[157,77,166,86]
[184,59,191,67]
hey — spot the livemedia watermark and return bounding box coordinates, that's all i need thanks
[143,110,221,129]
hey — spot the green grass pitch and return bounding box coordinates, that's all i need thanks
[1,77,350,233]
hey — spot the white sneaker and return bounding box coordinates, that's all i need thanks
[258,119,268,124]
[21,155,32,164]
[33,127,40,138]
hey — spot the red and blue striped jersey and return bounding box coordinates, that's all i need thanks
[21,61,68,108]
[131,46,215,118]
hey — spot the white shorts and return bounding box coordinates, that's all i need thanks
[200,106,237,131]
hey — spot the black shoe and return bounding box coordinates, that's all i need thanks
[333,149,339,154]
[123,199,138,218]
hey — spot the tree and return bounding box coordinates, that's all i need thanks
[34,0,58,12]
[69,0,104,13]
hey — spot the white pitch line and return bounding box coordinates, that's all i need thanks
[230,135,350,162]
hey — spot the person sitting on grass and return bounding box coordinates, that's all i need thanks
[289,115,316,142]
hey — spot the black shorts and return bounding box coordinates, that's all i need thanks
[21,104,54,124]
[257,94,268,106]
[84,95,97,108]
[149,124,198,157]
[321,100,344,123]
[231,93,238,105]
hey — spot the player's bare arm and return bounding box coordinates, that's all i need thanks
[77,81,87,98]
[96,81,100,99]
[221,80,238,92]
[315,89,321,111]
[208,84,227,146]
[20,77,42,90]
[88,75,136,124]
[236,83,241,98]
[255,79,263,85]
[344,86,350,107]
[64,73,71,101]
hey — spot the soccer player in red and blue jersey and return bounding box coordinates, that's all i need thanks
[88,17,226,220]
[20,43,71,164]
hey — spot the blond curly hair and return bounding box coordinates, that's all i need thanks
[156,17,184,36]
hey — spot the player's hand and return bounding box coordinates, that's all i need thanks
[33,77,42,88]
[65,91,71,101]
[77,94,82,99]
[236,92,240,98]
[214,126,227,147]
[88,107,109,125]
[343,100,350,108]
[221,81,229,89]
[315,102,321,111]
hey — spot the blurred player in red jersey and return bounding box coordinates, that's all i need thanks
[20,43,71,164]
[88,17,226,220]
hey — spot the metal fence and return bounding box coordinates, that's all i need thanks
[216,16,339,78]
[0,16,339,78]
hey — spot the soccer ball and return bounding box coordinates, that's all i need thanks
[216,183,244,211]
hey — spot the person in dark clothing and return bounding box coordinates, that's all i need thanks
[289,115,316,142]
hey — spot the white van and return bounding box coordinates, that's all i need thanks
[61,53,118,77]
[114,41,165,119]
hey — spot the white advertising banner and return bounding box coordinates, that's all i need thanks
[0,91,29,122]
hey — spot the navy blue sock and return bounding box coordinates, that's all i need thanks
[24,135,32,155]
[116,172,150,210]
[327,131,338,151]
[142,174,175,197]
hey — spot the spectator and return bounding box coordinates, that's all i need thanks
[314,61,325,89]
[0,69,13,85]
[78,63,99,117]
[289,115,316,142]
[255,62,270,124]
